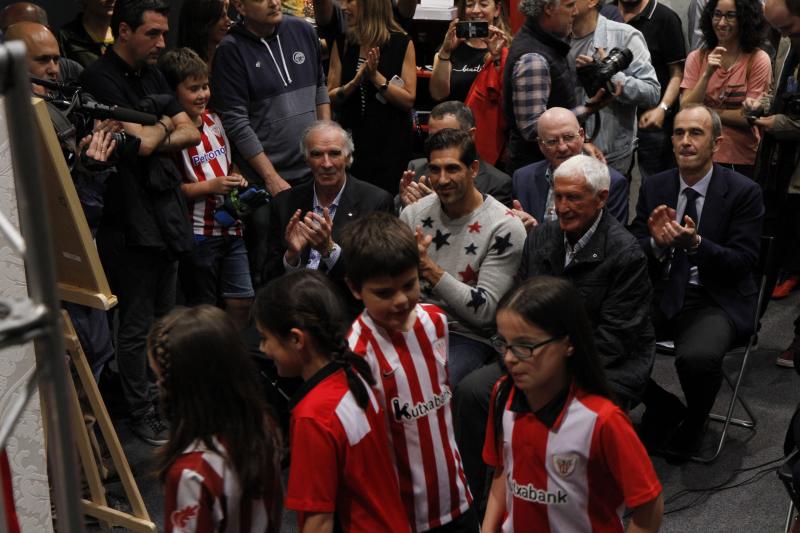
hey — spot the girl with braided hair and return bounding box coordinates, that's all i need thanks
[147,305,282,533]
[482,276,663,533]
[253,270,411,533]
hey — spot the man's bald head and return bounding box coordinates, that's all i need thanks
[0,3,48,31]
[5,22,60,94]
[537,107,586,170]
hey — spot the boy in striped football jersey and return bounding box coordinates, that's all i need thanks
[342,212,478,532]
[159,47,254,330]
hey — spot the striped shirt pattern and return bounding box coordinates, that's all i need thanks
[348,304,472,532]
[484,382,661,533]
[177,110,241,237]
[164,438,271,533]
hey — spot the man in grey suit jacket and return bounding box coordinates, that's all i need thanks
[513,107,629,224]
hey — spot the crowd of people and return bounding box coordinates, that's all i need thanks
[2,0,800,530]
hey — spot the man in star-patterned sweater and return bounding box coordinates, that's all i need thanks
[400,129,526,389]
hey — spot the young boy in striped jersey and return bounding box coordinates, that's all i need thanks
[342,212,478,532]
[159,47,253,330]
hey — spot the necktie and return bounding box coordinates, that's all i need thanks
[660,188,699,319]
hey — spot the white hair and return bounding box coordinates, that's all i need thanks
[299,120,355,167]
[553,154,610,194]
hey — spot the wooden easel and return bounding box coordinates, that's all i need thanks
[32,98,156,532]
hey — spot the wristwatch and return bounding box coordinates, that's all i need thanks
[659,102,670,112]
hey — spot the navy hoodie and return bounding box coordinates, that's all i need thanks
[211,17,329,183]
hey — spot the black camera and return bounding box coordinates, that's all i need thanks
[32,77,156,168]
[576,47,633,98]
[456,21,489,39]
[214,187,270,228]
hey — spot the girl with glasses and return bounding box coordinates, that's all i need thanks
[482,276,663,532]
[680,0,771,178]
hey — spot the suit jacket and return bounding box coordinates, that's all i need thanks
[629,164,764,337]
[518,211,654,405]
[406,158,513,207]
[512,159,630,224]
[266,175,394,314]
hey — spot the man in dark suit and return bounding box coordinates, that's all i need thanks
[512,106,629,224]
[630,104,764,454]
[265,120,394,316]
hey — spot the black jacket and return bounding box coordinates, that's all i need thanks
[503,17,577,171]
[265,175,394,317]
[517,211,655,405]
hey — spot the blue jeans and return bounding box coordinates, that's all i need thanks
[180,235,254,305]
[447,333,494,389]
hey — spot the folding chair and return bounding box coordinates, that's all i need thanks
[689,235,774,463]
[778,451,800,533]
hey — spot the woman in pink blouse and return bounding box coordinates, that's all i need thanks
[680,0,771,178]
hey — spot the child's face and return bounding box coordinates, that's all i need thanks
[256,323,303,378]
[350,267,420,332]
[176,75,210,121]
[495,309,571,397]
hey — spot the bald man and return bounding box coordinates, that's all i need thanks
[5,22,60,96]
[0,2,47,31]
[511,107,629,224]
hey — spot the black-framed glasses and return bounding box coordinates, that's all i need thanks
[490,335,564,360]
[712,10,737,21]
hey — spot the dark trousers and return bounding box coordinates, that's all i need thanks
[97,229,177,418]
[453,360,504,516]
[649,287,736,423]
[637,127,676,180]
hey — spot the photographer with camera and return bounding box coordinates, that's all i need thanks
[503,0,617,174]
[6,20,119,378]
[78,0,202,446]
[569,0,660,176]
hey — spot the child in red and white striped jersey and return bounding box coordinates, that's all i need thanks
[159,48,253,331]
[147,305,282,533]
[482,277,663,533]
[341,213,478,533]
[253,270,411,533]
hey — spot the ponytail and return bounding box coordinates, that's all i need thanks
[255,270,377,411]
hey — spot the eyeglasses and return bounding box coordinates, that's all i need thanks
[490,335,564,360]
[712,10,737,22]
[540,132,580,149]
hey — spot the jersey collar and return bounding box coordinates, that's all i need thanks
[288,361,345,410]
[509,382,575,429]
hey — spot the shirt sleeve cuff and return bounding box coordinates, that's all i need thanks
[283,252,303,271]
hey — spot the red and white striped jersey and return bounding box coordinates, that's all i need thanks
[176,110,240,237]
[483,380,662,533]
[164,437,274,533]
[286,363,411,533]
[348,304,473,532]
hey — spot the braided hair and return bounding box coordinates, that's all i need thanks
[147,305,282,517]
[254,270,375,408]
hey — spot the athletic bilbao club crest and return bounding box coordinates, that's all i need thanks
[552,454,578,477]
